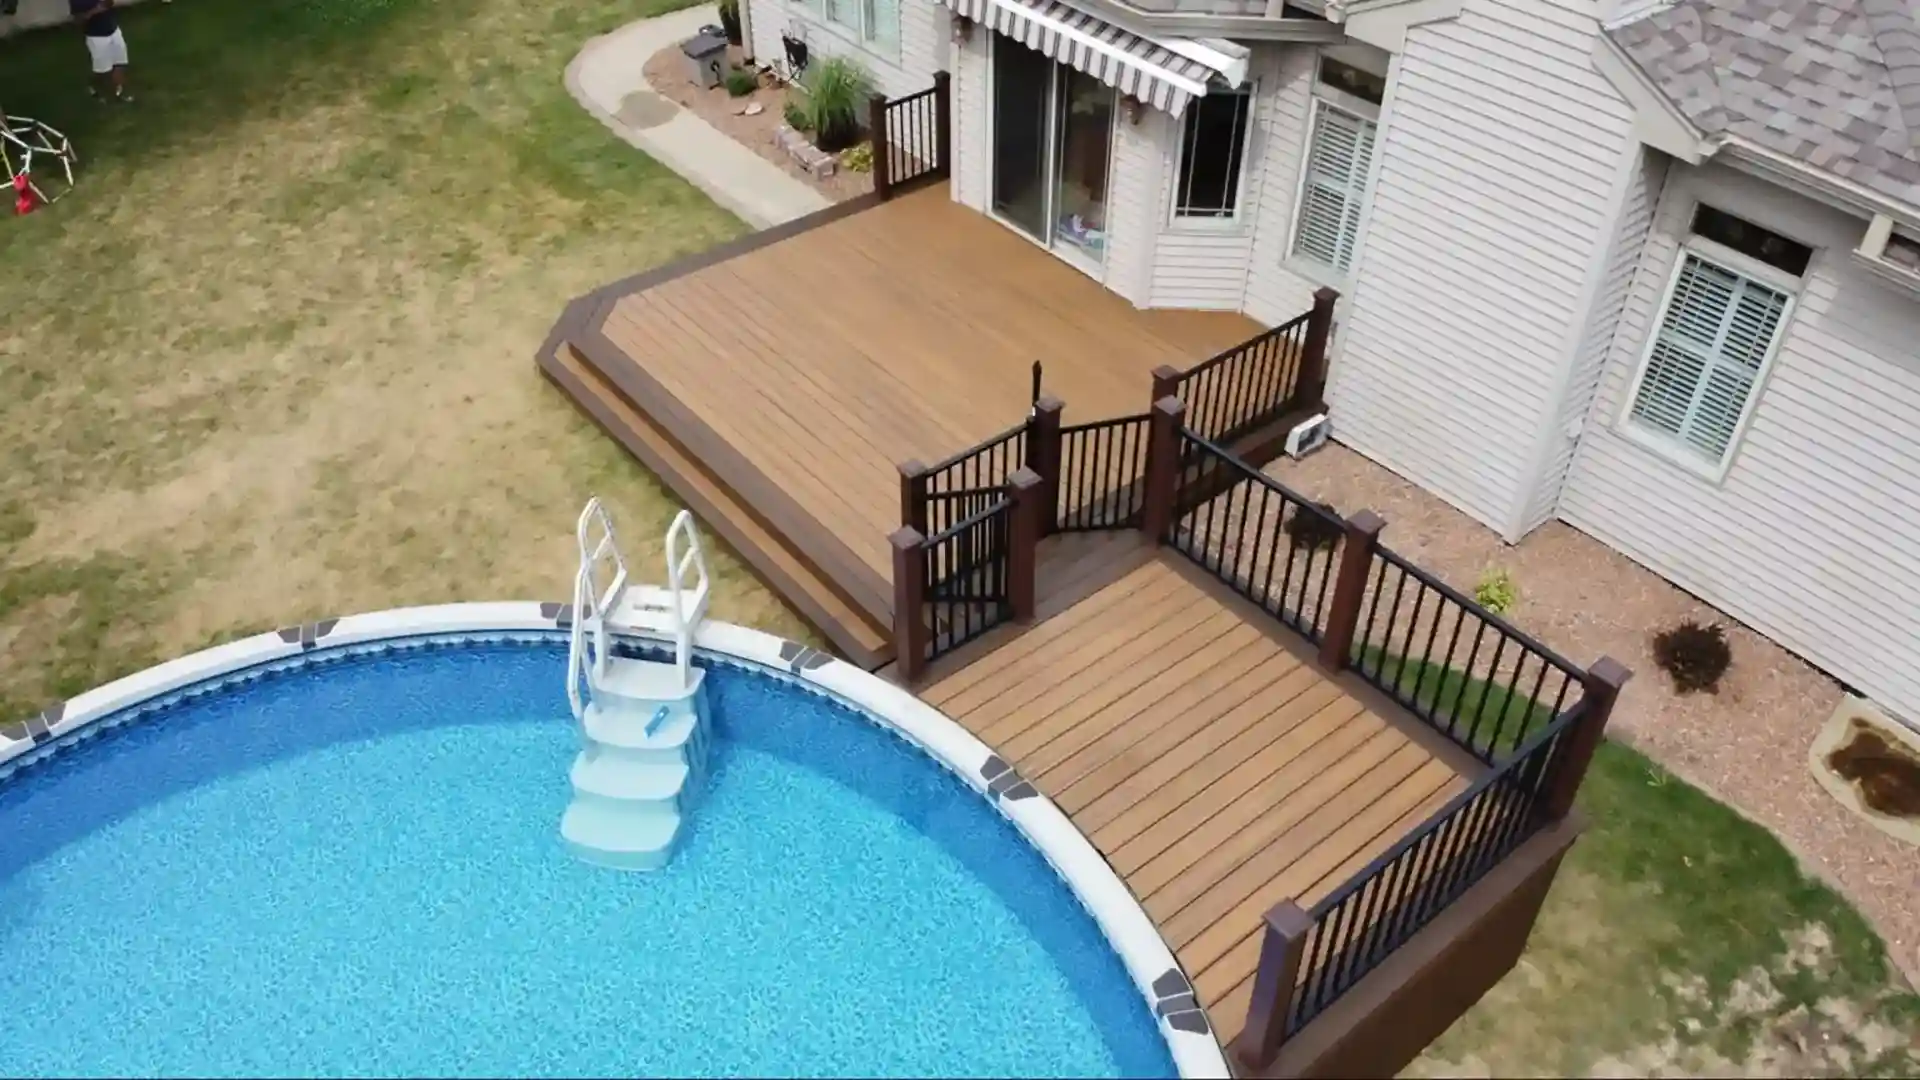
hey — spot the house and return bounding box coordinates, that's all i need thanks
[740,0,1920,733]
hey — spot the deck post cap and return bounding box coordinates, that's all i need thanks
[1152,395,1185,417]
[1008,466,1042,489]
[888,526,925,549]
[897,459,928,477]
[1586,655,1633,689]
[1345,509,1387,536]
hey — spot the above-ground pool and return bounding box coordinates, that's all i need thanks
[0,622,1193,1079]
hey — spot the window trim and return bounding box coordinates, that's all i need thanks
[1614,234,1803,484]
[1284,94,1378,281]
[795,0,901,61]
[1165,83,1260,233]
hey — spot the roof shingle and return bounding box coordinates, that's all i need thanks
[1608,0,1920,207]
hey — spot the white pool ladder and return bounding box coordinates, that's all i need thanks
[560,498,715,871]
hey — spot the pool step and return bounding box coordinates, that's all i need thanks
[561,658,713,872]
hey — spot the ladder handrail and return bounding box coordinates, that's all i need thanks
[564,563,593,722]
[568,499,711,705]
[663,510,712,688]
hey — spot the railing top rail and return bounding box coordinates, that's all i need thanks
[1305,696,1592,921]
[885,85,939,105]
[925,494,1013,544]
[922,420,1029,476]
[1174,311,1311,385]
[1060,412,1151,434]
[1177,425,1340,525]
[1370,543,1588,682]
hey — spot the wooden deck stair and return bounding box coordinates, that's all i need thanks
[539,333,892,669]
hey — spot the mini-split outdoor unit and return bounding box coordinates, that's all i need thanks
[1284,413,1331,459]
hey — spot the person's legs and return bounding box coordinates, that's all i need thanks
[84,34,114,98]
[105,31,130,101]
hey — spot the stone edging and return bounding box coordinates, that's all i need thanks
[0,601,1231,1079]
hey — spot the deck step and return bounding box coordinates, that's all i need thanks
[541,338,893,670]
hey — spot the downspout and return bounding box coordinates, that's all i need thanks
[740,0,756,64]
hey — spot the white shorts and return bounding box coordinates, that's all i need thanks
[85,29,128,75]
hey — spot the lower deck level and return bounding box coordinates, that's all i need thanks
[921,557,1474,1048]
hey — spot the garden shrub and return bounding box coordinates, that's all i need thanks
[723,67,758,98]
[1474,568,1517,616]
[1652,620,1732,695]
[1283,503,1343,552]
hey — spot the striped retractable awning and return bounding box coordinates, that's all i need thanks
[942,0,1233,117]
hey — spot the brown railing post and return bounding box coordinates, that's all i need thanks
[1007,467,1043,621]
[1237,900,1315,1070]
[1296,286,1340,409]
[890,527,929,682]
[869,92,893,201]
[1025,396,1064,533]
[898,459,928,533]
[933,70,953,175]
[1150,363,1181,407]
[1318,509,1385,671]
[1139,396,1185,542]
[1540,656,1631,819]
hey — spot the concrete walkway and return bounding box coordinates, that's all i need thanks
[565,6,831,229]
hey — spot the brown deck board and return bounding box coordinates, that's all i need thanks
[549,187,1485,1055]
[593,184,1257,618]
[922,557,1476,1050]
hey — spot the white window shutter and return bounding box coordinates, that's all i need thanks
[1630,254,1789,464]
[1293,103,1376,273]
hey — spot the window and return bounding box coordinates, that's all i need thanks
[1173,89,1252,221]
[1291,55,1384,274]
[816,0,898,50]
[1624,208,1810,471]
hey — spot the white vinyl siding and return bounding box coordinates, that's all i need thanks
[749,0,938,96]
[1242,45,1325,325]
[1624,253,1790,469]
[952,29,989,210]
[1562,161,1920,728]
[1515,149,1666,534]
[1318,0,1639,533]
[1292,101,1376,273]
[1149,99,1262,310]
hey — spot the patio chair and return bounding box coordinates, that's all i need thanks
[1,112,78,208]
[779,23,810,85]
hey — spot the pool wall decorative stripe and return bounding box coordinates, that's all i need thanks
[0,601,1231,1080]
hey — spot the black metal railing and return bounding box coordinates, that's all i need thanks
[922,494,1014,662]
[1346,548,1588,764]
[910,421,1027,538]
[871,72,950,199]
[1056,413,1150,531]
[1162,429,1344,640]
[1285,699,1591,1033]
[1173,312,1314,445]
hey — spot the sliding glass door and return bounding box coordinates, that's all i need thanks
[990,39,1115,269]
[991,39,1053,242]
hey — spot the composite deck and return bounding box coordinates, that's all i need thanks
[921,558,1476,1048]
[592,183,1256,629]
[540,182,1559,1070]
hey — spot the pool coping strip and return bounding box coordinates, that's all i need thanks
[0,601,1231,1079]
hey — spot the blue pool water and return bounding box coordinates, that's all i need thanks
[0,640,1176,1079]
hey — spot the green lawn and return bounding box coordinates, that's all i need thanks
[1403,672,1920,1077]
[0,0,810,725]
[3,3,1916,1075]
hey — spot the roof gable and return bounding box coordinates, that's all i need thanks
[1608,0,1920,210]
